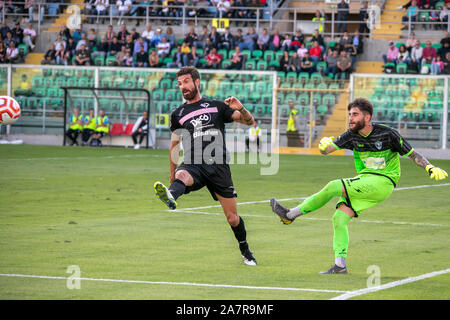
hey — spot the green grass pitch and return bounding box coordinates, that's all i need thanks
[0,145,449,300]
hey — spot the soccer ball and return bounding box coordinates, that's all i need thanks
[0,96,21,125]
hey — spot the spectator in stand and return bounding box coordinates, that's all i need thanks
[255,28,268,51]
[205,47,222,69]
[131,111,149,149]
[410,40,423,72]
[438,41,450,60]
[23,23,36,51]
[122,50,133,66]
[105,25,115,46]
[72,25,86,44]
[94,0,108,24]
[184,27,198,47]
[311,29,325,51]
[66,37,77,60]
[76,33,89,51]
[300,52,314,75]
[6,41,18,63]
[107,36,121,56]
[216,0,230,18]
[42,43,57,64]
[398,44,410,64]
[345,41,358,65]
[129,27,140,42]
[3,32,15,48]
[442,52,450,74]
[133,37,148,56]
[183,46,199,67]
[204,38,215,56]
[440,31,450,47]
[339,31,352,48]
[219,27,234,50]
[234,0,249,26]
[87,28,97,49]
[439,5,449,29]
[238,27,257,52]
[142,24,155,47]
[309,40,322,64]
[359,1,370,35]
[0,42,6,63]
[337,0,349,33]
[336,50,352,79]
[289,29,304,51]
[167,45,183,68]
[405,32,417,52]
[312,10,325,35]
[156,36,171,59]
[208,26,220,49]
[352,30,364,54]
[180,41,191,57]
[297,42,307,58]
[151,28,166,47]
[288,51,302,73]
[149,50,160,67]
[279,50,290,72]
[59,25,72,42]
[194,26,208,49]
[117,23,129,44]
[55,45,70,65]
[227,46,243,70]
[233,28,244,49]
[124,34,134,55]
[421,40,437,64]
[401,0,418,30]
[85,0,97,24]
[224,0,236,20]
[115,45,127,65]
[0,21,11,39]
[11,22,23,45]
[325,49,339,78]
[117,0,132,26]
[382,41,399,64]
[75,44,91,65]
[53,34,65,53]
[166,27,176,48]
[281,34,291,51]
[133,45,149,67]
[269,29,282,51]
[431,55,444,74]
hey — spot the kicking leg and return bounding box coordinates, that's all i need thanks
[216,193,257,266]
[154,169,193,210]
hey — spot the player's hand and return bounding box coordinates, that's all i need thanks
[224,96,244,111]
[425,165,448,181]
[319,136,335,152]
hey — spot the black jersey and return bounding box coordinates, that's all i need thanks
[170,98,235,165]
[332,123,414,184]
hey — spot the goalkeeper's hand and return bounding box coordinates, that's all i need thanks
[319,136,335,152]
[425,165,448,181]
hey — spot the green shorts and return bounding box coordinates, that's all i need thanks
[337,173,395,216]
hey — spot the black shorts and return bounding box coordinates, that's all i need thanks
[176,163,237,201]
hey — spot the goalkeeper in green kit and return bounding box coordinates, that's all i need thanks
[270,98,448,274]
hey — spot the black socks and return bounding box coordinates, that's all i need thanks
[168,179,186,201]
[231,216,248,253]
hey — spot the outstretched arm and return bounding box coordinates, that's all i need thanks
[318,136,337,155]
[409,150,448,181]
[224,96,255,126]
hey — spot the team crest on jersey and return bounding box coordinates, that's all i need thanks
[375,141,382,150]
[200,102,210,108]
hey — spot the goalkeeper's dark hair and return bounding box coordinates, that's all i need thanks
[176,66,200,82]
[347,98,373,117]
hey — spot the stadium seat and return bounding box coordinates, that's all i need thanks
[124,123,134,135]
[264,50,275,62]
[110,123,124,135]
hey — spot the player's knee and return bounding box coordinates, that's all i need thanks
[324,179,343,197]
[226,212,240,227]
[332,210,351,229]
[175,170,193,186]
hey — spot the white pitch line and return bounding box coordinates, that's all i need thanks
[330,268,450,300]
[0,273,347,294]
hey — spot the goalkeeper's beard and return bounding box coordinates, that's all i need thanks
[349,119,365,133]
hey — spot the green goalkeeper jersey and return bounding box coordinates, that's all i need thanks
[332,123,414,186]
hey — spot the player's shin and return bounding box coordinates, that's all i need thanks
[332,209,351,268]
[230,216,248,251]
[168,179,186,200]
[290,179,343,218]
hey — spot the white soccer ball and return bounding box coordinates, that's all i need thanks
[0,96,21,125]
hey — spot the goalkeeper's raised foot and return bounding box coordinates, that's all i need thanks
[154,181,177,210]
[270,198,294,225]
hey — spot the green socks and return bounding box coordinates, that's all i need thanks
[333,209,351,260]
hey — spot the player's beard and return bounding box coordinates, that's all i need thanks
[182,85,199,101]
[349,118,365,133]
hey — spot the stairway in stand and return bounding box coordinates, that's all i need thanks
[371,0,410,40]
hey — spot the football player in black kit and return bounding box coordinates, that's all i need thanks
[154,66,257,266]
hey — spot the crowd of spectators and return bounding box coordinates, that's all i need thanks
[0,20,36,63]
[382,31,450,74]
[401,0,449,30]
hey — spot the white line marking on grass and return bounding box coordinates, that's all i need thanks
[0,273,348,294]
[395,183,450,191]
[330,268,450,300]
[3,154,161,161]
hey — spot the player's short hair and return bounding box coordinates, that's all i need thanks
[176,66,200,82]
[347,98,373,117]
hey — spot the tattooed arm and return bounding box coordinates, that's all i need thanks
[225,96,255,126]
[408,150,431,169]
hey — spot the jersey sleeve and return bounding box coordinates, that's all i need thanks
[390,128,414,157]
[218,100,235,123]
[332,131,353,150]
[169,111,181,132]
